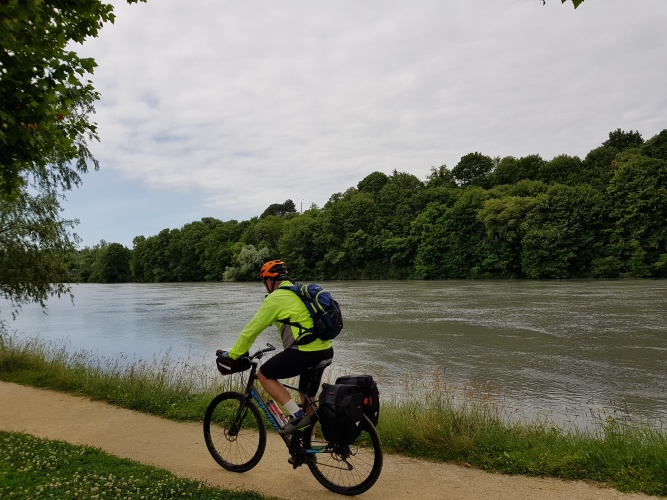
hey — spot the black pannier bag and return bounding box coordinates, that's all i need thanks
[335,374,380,426]
[318,383,365,445]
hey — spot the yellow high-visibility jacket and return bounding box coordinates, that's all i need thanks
[229,280,332,359]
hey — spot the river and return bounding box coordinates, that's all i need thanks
[2,280,666,430]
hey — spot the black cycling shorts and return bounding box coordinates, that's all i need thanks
[259,347,334,397]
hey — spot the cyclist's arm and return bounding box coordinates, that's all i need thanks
[228,298,281,359]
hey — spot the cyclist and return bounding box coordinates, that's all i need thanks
[220,260,334,434]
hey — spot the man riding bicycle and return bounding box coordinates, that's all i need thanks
[219,260,334,434]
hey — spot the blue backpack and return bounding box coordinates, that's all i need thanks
[284,283,343,344]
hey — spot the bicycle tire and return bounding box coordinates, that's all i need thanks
[203,391,266,472]
[305,415,383,495]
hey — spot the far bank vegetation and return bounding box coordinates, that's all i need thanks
[72,128,667,282]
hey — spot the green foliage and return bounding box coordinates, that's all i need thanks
[0,0,115,196]
[223,244,271,281]
[452,152,494,187]
[260,198,297,218]
[66,127,667,282]
[0,190,79,315]
[478,191,542,277]
[537,154,582,184]
[277,209,326,279]
[490,155,543,187]
[606,152,667,277]
[425,165,456,189]
[603,128,643,151]
[573,146,619,189]
[642,129,667,161]
[241,215,286,255]
[89,242,131,283]
[0,0,145,315]
[357,171,389,194]
[542,0,585,8]
[413,187,491,278]
[520,184,606,278]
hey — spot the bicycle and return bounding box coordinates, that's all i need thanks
[203,343,383,496]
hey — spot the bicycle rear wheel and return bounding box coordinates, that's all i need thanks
[305,415,383,495]
[203,391,266,472]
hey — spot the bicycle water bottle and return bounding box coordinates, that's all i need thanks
[266,399,288,427]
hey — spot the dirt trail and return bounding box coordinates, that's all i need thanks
[0,381,657,500]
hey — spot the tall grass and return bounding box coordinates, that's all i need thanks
[1,327,665,496]
[0,328,241,421]
[379,368,667,495]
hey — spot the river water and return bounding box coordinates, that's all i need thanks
[2,280,666,430]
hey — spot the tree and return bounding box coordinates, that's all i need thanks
[520,184,606,278]
[478,194,541,277]
[452,152,494,186]
[1,0,144,196]
[0,190,79,315]
[425,165,456,189]
[488,154,542,187]
[603,129,643,151]
[537,154,582,184]
[1,0,145,313]
[542,0,585,8]
[413,187,491,278]
[278,211,323,279]
[606,152,667,277]
[199,219,243,281]
[90,242,131,283]
[574,146,619,189]
[642,129,667,161]
[357,171,389,194]
[241,215,287,255]
[375,171,424,235]
[70,240,107,282]
[223,245,270,281]
[260,199,297,218]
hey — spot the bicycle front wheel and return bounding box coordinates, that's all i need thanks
[305,415,383,496]
[203,391,266,472]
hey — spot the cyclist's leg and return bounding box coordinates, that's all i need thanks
[261,348,333,432]
[257,369,292,405]
[297,347,334,413]
[297,348,334,439]
[258,349,301,399]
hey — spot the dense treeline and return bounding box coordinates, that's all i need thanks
[70,128,667,282]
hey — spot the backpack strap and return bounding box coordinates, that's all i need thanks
[278,318,317,345]
[278,283,320,345]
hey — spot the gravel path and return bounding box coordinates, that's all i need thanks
[0,381,656,500]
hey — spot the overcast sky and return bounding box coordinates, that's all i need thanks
[64,0,667,248]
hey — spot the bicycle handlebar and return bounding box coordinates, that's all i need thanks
[248,343,276,361]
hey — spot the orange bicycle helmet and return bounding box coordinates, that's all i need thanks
[259,260,288,280]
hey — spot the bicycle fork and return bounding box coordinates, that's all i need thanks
[228,401,251,438]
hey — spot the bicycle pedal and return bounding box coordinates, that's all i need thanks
[288,456,305,468]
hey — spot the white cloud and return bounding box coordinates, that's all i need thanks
[67,0,667,245]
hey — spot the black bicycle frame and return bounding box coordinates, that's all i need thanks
[240,359,320,452]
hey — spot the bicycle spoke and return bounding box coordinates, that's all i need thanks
[203,392,266,472]
[306,417,383,495]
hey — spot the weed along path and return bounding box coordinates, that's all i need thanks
[0,382,655,500]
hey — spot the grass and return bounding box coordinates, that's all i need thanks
[0,431,272,499]
[1,327,666,496]
[379,385,667,495]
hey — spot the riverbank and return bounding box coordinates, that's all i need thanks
[1,381,658,500]
[1,331,665,496]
